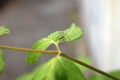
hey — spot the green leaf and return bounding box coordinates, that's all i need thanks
[0,49,5,74]
[26,38,52,64]
[32,56,86,80]
[90,71,120,80]
[110,70,120,78]
[63,23,83,42]
[26,23,83,64]
[17,57,86,80]
[16,73,34,80]
[47,31,64,43]
[47,23,83,43]
[90,73,109,80]
[76,56,92,72]
[16,65,41,80]
[0,25,10,36]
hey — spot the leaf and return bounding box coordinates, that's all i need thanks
[63,23,83,42]
[26,38,52,64]
[26,23,83,64]
[16,73,34,80]
[110,70,120,78]
[90,73,109,80]
[16,65,41,80]
[0,49,5,74]
[17,57,86,80]
[0,25,10,36]
[47,23,83,43]
[90,71,120,80]
[76,56,92,72]
[47,31,64,43]
[32,56,86,80]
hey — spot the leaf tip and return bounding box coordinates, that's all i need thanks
[0,25,10,36]
[25,57,38,64]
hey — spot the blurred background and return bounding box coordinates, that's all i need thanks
[0,0,120,80]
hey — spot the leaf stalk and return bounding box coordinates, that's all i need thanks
[54,44,61,56]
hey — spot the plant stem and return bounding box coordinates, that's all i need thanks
[54,43,61,56]
[61,53,120,80]
[0,45,119,80]
[0,45,58,54]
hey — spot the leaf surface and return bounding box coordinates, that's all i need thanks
[16,73,34,80]
[26,23,83,64]
[17,57,86,80]
[90,71,120,80]
[0,49,5,74]
[0,25,10,36]
[26,38,52,64]
[47,23,83,43]
[76,56,92,72]
[32,57,86,80]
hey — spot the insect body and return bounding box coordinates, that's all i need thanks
[57,32,68,42]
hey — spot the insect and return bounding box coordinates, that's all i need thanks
[58,35,65,40]
[57,32,68,42]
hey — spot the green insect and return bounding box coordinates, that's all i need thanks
[0,25,10,36]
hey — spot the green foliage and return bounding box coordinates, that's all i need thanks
[17,56,86,80]
[90,71,120,80]
[0,25,10,74]
[0,49,5,74]
[0,23,120,80]
[16,73,34,80]
[26,38,52,64]
[62,23,83,42]
[47,23,83,43]
[26,23,83,64]
[0,25,10,36]
[76,56,92,72]
[110,71,120,78]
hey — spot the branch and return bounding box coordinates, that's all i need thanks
[61,53,120,80]
[0,45,119,80]
[0,45,58,54]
